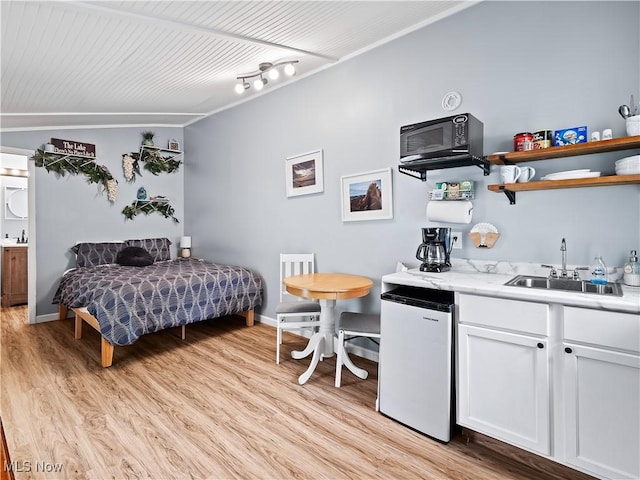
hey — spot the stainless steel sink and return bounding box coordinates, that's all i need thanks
[505,275,623,296]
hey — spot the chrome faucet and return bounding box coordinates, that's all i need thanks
[542,238,569,279]
[560,238,568,277]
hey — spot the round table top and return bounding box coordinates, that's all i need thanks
[283,273,373,300]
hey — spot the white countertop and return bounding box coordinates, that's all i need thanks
[383,260,640,314]
[2,242,28,247]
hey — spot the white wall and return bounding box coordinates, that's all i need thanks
[184,1,640,320]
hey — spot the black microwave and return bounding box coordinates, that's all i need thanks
[400,113,483,163]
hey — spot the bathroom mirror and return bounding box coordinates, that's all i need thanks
[5,187,28,219]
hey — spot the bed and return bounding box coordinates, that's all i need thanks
[53,238,263,367]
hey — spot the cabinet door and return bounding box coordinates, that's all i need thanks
[457,324,550,455]
[11,248,28,298]
[563,343,640,479]
[2,247,27,306]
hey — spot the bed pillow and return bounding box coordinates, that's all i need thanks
[116,246,154,267]
[125,237,172,262]
[71,242,125,267]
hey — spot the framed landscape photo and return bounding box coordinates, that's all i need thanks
[285,149,324,197]
[341,168,393,222]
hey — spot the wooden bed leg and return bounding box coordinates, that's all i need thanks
[242,309,255,326]
[74,313,83,339]
[59,304,68,320]
[101,338,114,368]
[181,325,186,340]
[72,307,115,368]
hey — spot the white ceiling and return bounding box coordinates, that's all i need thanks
[1,1,477,131]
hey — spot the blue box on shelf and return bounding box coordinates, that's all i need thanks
[554,126,587,146]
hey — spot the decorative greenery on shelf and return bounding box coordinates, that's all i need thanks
[122,200,179,223]
[31,149,118,202]
[141,131,155,146]
[122,148,181,183]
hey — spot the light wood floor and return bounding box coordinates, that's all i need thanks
[0,305,594,480]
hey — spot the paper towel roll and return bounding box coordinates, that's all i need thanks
[426,201,473,224]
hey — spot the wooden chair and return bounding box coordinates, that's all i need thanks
[275,253,321,364]
[335,312,380,387]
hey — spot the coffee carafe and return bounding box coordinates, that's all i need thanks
[416,227,453,272]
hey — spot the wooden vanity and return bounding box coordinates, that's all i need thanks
[2,246,27,307]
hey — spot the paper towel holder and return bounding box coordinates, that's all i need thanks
[426,200,473,224]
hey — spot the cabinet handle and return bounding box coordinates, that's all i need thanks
[537,342,544,349]
[564,347,573,354]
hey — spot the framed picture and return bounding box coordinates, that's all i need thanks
[341,168,393,222]
[168,139,180,151]
[285,149,324,197]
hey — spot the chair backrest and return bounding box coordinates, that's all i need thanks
[280,253,316,303]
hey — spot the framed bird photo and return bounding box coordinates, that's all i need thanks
[340,168,393,222]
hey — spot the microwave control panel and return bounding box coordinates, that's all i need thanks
[453,122,467,146]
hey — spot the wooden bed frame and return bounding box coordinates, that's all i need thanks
[59,304,255,367]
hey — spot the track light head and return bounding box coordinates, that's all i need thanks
[284,63,296,76]
[234,81,250,94]
[253,76,267,91]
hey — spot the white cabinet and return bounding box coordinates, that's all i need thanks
[562,307,640,480]
[457,294,550,455]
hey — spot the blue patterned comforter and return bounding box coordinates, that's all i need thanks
[53,258,263,346]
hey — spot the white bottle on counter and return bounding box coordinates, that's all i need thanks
[623,250,640,287]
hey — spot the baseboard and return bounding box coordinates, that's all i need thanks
[256,314,379,363]
[35,312,67,323]
[460,428,596,480]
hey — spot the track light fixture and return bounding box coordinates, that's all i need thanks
[234,60,299,94]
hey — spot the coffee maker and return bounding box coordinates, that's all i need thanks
[416,227,453,272]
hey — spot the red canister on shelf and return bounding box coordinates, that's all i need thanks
[514,132,534,151]
[533,130,553,149]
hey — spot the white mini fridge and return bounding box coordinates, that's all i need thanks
[379,286,455,442]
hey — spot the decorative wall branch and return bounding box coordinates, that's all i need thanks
[31,149,118,202]
[122,147,181,183]
[122,200,179,223]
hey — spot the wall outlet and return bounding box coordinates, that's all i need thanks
[452,231,462,250]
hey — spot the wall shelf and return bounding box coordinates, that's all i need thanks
[31,149,117,203]
[398,155,490,181]
[121,199,179,223]
[123,144,182,182]
[34,150,96,169]
[488,174,640,204]
[487,135,640,204]
[139,145,183,162]
[487,136,640,165]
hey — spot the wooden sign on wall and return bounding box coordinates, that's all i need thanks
[50,138,96,158]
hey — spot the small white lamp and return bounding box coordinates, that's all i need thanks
[180,236,192,258]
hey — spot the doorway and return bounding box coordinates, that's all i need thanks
[0,147,35,324]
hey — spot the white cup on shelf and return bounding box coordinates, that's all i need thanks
[627,115,640,136]
[500,165,521,184]
[517,166,536,183]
